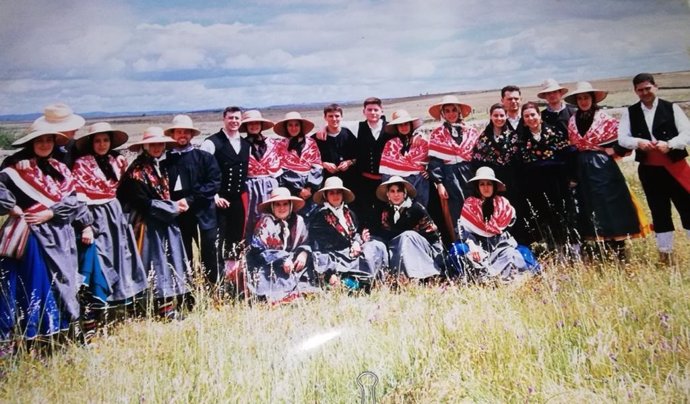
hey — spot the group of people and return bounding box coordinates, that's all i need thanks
[0,72,688,346]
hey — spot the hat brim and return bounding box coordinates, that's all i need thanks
[468,175,506,192]
[313,185,355,205]
[128,136,177,152]
[564,90,608,105]
[428,103,472,120]
[536,87,568,99]
[164,127,201,138]
[33,114,86,133]
[258,195,306,214]
[384,117,423,134]
[273,118,315,138]
[376,178,417,201]
[75,130,129,152]
[12,130,69,148]
[239,119,274,133]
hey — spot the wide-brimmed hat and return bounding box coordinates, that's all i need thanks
[428,95,472,120]
[258,187,305,214]
[313,176,355,205]
[536,78,568,99]
[376,175,417,201]
[32,103,85,133]
[564,81,608,105]
[74,122,129,151]
[384,110,423,134]
[128,126,176,152]
[273,111,315,138]
[468,166,506,192]
[12,121,69,148]
[239,109,274,133]
[164,114,201,137]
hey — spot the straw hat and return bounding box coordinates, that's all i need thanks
[313,176,355,205]
[384,110,423,134]
[536,79,568,99]
[427,95,472,120]
[128,126,176,152]
[164,114,201,137]
[563,81,608,105]
[258,187,305,214]
[12,121,69,148]
[32,103,85,133]
[74,122,129,151]
[467,166,506,192]
[273,111,315,138]
[239,109,274,133]
[376,175,417,201]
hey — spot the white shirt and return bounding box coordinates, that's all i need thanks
[618,97,690,150]
[200,129,241,155]
[341,120,384,140]
[507,114,521,130]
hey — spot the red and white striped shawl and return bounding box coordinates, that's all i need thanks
[428,124,480,163]
[72,155,127,205]
[568,110,619,152]
[379,134,429,177]
[275,136,322,175]
[460,195,515,238]
[2,159,75,213]
[248,137,283,178]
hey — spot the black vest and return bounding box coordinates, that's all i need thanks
[628,99,687,162]
[355,120,391,175]
[208,131,250,199]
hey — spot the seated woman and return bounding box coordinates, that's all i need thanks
[451,167,540,282]
[379,110,430,206]
[0,124,82,343]
[72,122,148,334]
[116,127,190,320]
[373,176,444,282]
[309,176,388,290]
[246,187,320,303]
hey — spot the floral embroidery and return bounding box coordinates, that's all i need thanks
[323,208,356,241]
[521,125,570,164]
[473,126,521,166]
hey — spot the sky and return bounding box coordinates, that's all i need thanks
[1,0,689,115]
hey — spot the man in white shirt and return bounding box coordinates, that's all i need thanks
[501,85,522,131]
[618,73,690,264]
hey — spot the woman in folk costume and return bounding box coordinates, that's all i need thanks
[0,124,83,343]
[116,127,190,320]
[71,123,148,335]
[519,102,579,254]
[426,95,480,241]
[379,110,430,206]
[246,187,320,303]
[565,82,648,260]
[240,109,281,241]
[309,177,388,290]
[472,103,529,245]
[453,167,540,282]
[373,176,444,281]
[274,111,323,219]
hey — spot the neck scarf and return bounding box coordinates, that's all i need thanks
[95,153,118,182]
[248,134,267,161]
[324,201,349,231]
[36,156,65,182]
[287,135,305,156]
[391,197,413,223]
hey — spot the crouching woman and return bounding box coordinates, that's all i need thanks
[246,187,320,303]
[453,167,540,282]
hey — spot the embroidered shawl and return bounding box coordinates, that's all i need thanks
[568,110,619,152]
[320,205,357,241]
[379,134,429,176]
[73,155,127,204]
[2,159,75,213]
[252,213,308,251]
[248,137,283,178]
[428,124,480,163]
[460,195,515,237]
[472,125,522,167]
[124,155,170,200]
[521,125,570,163]
[275,136,322,175]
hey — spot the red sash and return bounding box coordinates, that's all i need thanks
[644,150,690,192]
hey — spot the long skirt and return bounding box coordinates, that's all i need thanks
[245,176,279,241]
[575,151,641,240]
[312,240,388,280]
[387,231,443,280]
[136,219,190,299]
[81,200,148,304]
[0,234,72,341]
[246,249,321,303]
